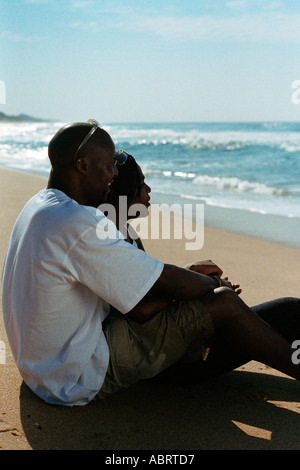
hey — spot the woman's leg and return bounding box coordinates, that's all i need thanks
[200,295,300,377]
[251,297,300,343]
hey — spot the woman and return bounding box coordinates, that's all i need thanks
[106,151,300,382]
[107,152,225,276]
[107,152,151,251]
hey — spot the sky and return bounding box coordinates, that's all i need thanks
[1,0,300,123]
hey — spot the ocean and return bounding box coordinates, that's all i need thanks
[1,120,300,247]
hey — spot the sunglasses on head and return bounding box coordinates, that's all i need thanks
[74,119,128,166]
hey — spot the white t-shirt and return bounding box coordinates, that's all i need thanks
[1,189,164,406]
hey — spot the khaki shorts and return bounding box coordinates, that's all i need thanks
[98,299,214,398]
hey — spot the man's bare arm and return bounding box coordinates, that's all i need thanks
[126,263,232,323]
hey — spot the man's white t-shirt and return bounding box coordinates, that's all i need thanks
[1,189,164,406]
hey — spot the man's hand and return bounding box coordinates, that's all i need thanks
[184,259,223,277]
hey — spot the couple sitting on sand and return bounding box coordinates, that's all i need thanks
[2,119,300,407]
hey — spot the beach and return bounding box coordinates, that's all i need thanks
[1,167,300,451]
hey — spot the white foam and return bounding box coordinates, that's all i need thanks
[192,174,287,196]
[109,124,300,152]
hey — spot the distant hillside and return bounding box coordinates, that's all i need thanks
[0,112,51,122]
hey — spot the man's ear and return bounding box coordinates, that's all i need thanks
[75,157,88,175]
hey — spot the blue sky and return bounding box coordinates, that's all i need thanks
[1,0,300,122]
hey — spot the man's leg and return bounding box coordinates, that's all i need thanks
[99,291,300,396]
[156,293,300,383]
[190,289,300,380]
[98,298,213,398]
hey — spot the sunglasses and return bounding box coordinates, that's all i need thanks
[74,119,128,166]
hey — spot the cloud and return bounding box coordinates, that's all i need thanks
[69,0,96,9]
[121,12,300,44]
[0,31,33,42]
[24,0,51,3]
[226,0,284,11]
[226,0,248,10]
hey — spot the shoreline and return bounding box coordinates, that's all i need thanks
[1,166,300,305]
[149,192,300,250]
[1,167,300,450]
[2,164,300,249]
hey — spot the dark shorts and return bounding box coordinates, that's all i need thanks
[98,299,214,398]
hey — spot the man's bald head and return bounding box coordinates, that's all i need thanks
[48,122,114,170]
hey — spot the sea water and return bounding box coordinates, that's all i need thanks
[1,120,300,247]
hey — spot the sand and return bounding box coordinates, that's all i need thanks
[0,167,300,451]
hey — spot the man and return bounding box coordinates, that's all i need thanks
[2,120,300,406]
